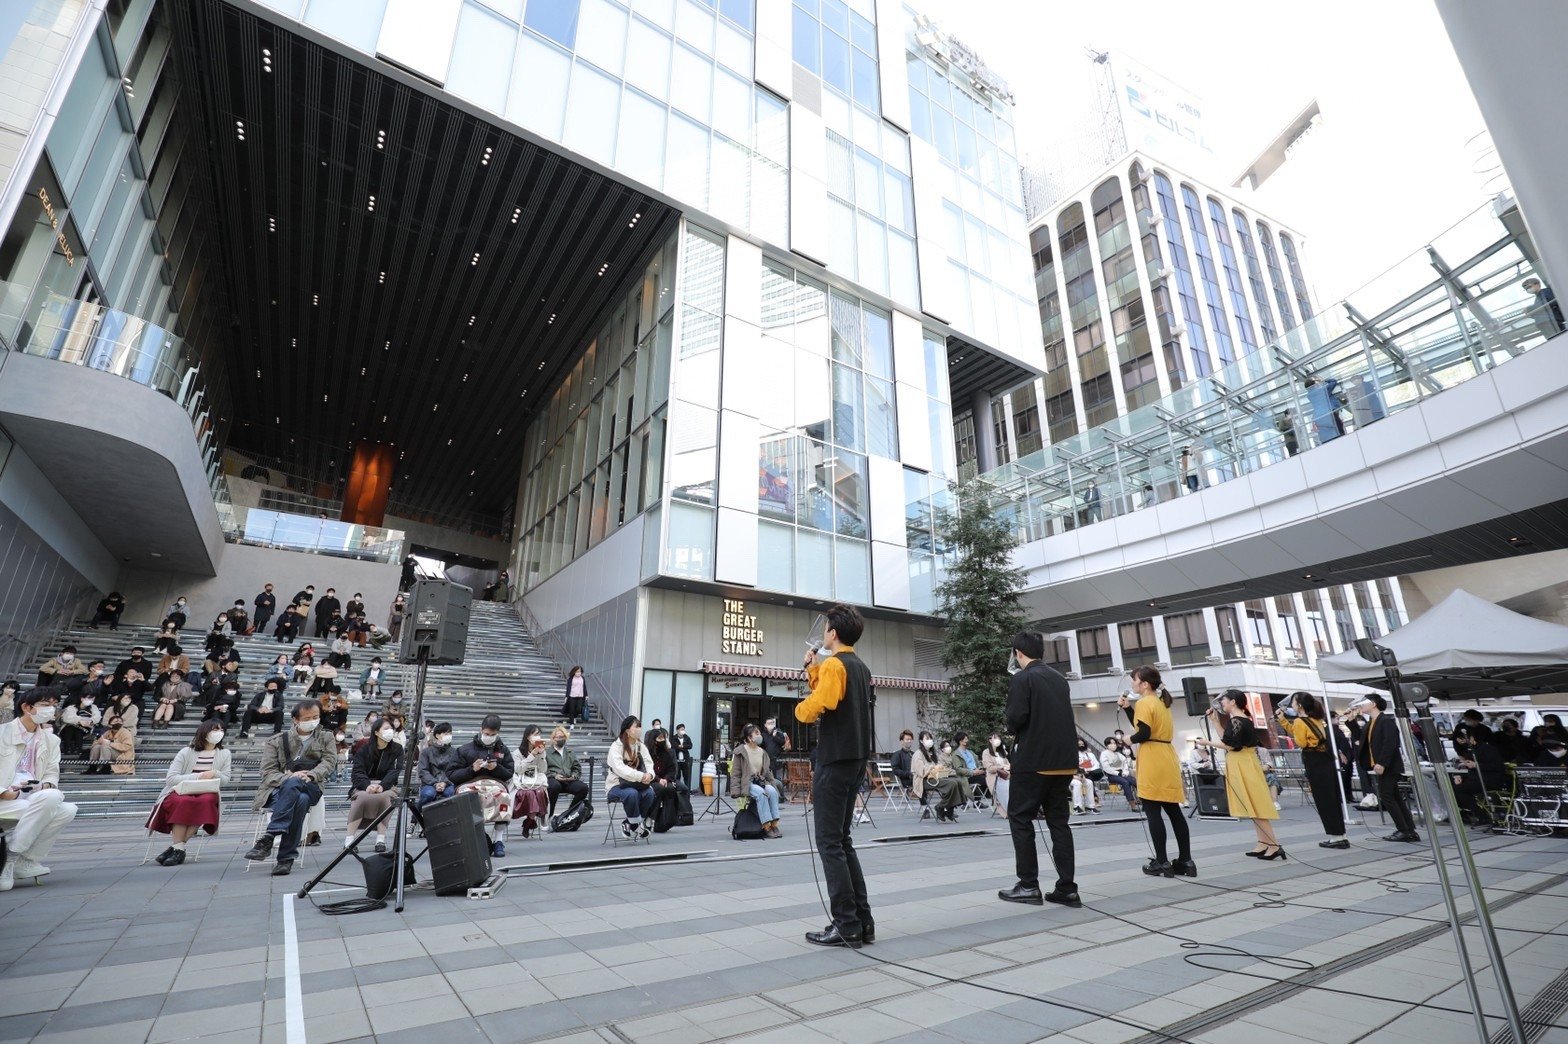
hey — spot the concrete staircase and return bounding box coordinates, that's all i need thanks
[24,601,615,818]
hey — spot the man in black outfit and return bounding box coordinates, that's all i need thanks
[314,588,341,638]
[1359,694,1420,842]
[253,583,276,634]
[999,631,1081,908]
[796,604,874,948]
[672,723,694,789]
[761,717,788,761]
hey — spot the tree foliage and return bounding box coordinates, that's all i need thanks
[934,480,1027,740]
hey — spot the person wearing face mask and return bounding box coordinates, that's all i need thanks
[1535,739,1568,769]
[151,670,193,729]
[0,679,21,726]
[114,648,154,687]
[418,722,464,807]
[545,726,589,819]
[346,715,403,853]
[1099,738,1138,811]
[36,645,87,690]
[358,658,386,698]
[605,715,658,840]
[155,646,191,689]
[154,621,181,657]
[890,730,916,794]
[385,714,408,749]
[86,714,135,774]
[203,681,242,728]
[57,688,102,758]
[1353,694,1420,843]
[253,584,277,635]
[88,591,127,631]
[672,723,693,790]
[1071,738,1104,815]
[912,730,965,822]
[166,597,189,630]
[0,690,78,890]
[148,719,232,865]
[983,734,1012,813]
[227,599,251,637]
[382,690,407,721]
[513,726,551,838]
[449,714,516,857]
[246,701,340,876]
[240,678,288,739]
[204,615,235,662]
[729,723,783,838]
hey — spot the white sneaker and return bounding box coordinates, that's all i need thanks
[0,860,13,891]
[13,857,50,878]
[1273,801,1282,811]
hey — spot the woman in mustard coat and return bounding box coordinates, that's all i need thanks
[1119,665,1195,878]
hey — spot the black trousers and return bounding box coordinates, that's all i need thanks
[548,778,590,815]
[242,707,282,734]
[813,759,871,936]
[254,608,273,632]
[1143,799,1191,863]
[1377,771,1418,835]
[1302,751,1346,836]
[1006,772,1075,892]
[677,760,692,789]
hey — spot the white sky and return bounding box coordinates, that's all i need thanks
[920,0,1499,303]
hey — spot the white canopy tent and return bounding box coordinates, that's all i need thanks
[1316,588,1568,699]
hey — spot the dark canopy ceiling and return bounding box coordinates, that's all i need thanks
[168,0,677,528]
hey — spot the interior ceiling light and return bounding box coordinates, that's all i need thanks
[597,262,609,277]
[547,314,556,325]
[268,216,276,231]
[628,212,641,228]
[468,315,476,326]
[378,271,385,284]
[367,194,376,212]
[261,47,272,73]
[481,145,493,166]
[375,129,386,150]
[234,119,245,141]
[511,207,521,224]
[471,252,480,266]
[312,293,319,305]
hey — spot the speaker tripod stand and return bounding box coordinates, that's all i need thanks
[297,650,433,912]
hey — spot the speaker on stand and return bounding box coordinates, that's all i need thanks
[1181,676,1210,717]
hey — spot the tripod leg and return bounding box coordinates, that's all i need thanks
[296,798,403,900]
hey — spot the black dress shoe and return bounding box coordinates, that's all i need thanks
[805,924,862,948]
[271,859,294,876]
[997,883,1044,905]
[1170,858,1198,877]
[168,849,186,866]
[1319,838,1350,850]
[1142,859,1174,877]
[1044,888,1082,908]
[244,837,275,861]
[1399,832,1422,843]
[154,846,176,866]
[861,921,875,945]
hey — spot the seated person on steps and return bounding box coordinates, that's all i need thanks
[0,689,80,890]
[239,677,288,738]
[244,700,339,876]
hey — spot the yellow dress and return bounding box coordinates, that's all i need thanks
[1133,694,1185,804]
[1222,721,1279,820]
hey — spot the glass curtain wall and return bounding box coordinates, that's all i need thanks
[1256,221,1298,331]
[1059,203,1116,427]
[1279,232,1315,321]
[516,229,678,591]
[1207,197,1259,357]
[1152,171,1212,382]
[824,127,916,302]
[1182,184,1235,367]
[1093,177,1157,411]
[1231,211,1278,343]
[1031,225,1077,444]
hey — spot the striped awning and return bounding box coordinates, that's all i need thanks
[700,660,949,693]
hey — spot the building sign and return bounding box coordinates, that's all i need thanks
[721,599,765,657]
[36,189,74,266]
[1112,53,1215,176]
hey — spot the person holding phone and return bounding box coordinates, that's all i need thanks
[0,690,79,890]
[513,725,550,837]
[450,714,515,857]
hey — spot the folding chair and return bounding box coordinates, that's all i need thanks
[243,793,329,872]
[876,763,911,813]
[602,794,654,846]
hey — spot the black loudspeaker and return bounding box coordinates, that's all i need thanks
[399,579,472,665]
[423,790,491,895]
[1194,781,1231,817]
[1181,676,1210,717]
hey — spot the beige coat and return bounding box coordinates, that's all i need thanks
[728,744,776,798]
[910,746,956,800]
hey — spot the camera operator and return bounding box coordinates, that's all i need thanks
[1276,692,1349,849]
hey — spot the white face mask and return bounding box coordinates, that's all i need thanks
[209,731,225,745]
[296,719,319,734]
[30,705,56,724]
[1006,653,1019,676]
[335,733,345,742]
[435,735,451,747]
[478,733,497,747]
[922,738,933,748]
[60,653,74,663]
[378,727,395,743]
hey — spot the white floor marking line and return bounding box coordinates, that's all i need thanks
[282,894,307,1044]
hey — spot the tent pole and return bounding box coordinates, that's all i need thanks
[1320,684,1361,828]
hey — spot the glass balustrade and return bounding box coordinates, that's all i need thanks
[959,203,1559,545]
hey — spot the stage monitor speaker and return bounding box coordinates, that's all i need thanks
[1181,676,1210,717]
[423,790,490,895]
[400,579,472,665]
[1194,781,1231,818]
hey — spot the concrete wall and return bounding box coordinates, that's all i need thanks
[0,436,117,591]
[1436,0,1568,290]
[521,515,646,633]
[1401,550,1568,626]
[114,543,400,631]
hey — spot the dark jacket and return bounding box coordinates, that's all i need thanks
[761,726,788,761]
[255,590,276,615]
[113,656,154,685]
[315,596,341,622]
[448,735,515,786]
[419,743,466,788]
[1359,712,1404,775]
[890,747,914,788]
[1004,662,1077,774]
[816,650,872,766]
[352,738,404,792]
[672,732,692,765]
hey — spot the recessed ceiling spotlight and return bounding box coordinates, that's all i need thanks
[234,119,245,141]
[447,438,453,446]
[468,315,476,326]
[375,129,386,150]
[462,373,469,382]
[367,194,376,212]
[597,262,609,277]
[360,367,366,376]
[628,212,641,228]
[255,370,261,378]
[312,293,319,305]
[547,313,556,325]
[481,146,493,166]
[378,271,385,284]
[268,216,276,231]
[432,403,439,412]
[322,394,328,402]
[384,340,390,350]
[471,252,480,266]
[291,337,297,346]
[537,360,545,370]
[511,207,521,224]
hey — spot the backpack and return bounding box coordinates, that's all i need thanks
[731,803,766,841]
[550,800,593,833]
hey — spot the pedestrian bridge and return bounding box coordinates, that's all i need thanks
[976,204,1568,630]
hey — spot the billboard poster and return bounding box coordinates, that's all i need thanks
[1112,52,1217,176]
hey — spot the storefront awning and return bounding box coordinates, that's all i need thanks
[700,660,950,693]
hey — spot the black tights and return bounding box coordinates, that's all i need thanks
[1144,799,1191,862]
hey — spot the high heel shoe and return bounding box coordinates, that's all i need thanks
[1245,847,1267,857]
[1258,845,1287,861]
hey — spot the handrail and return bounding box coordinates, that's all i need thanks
[0,585,99,683]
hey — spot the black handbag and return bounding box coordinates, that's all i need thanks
[731,803,766,841]
[362,851,417,900]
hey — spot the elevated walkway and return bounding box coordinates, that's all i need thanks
[980,205,1568,629]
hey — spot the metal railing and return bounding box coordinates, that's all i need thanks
[0,585,98,685]
[965,203,1560,543]
[514,598,626,729]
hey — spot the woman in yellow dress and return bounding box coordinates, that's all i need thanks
[1196,689,1283,860]
[1118,665,1195,878]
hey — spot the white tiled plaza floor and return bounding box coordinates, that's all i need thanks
[2,800,1565,1043]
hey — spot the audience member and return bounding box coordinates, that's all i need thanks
[227,598,251,637]
[347,716,403,852]
[154,622,181,656]
[151,670,192,729]
[418,722,463,807]
[1099,737,1138,810]
[245,700,339,876]
[951,732,988,799]
[155,646,190,688]
[35,645,87,690]
[605,715,657,840]
[274,602,306,642]
[0,689,79,890]
[1448,728,1507,827]
[513,725,550,837]
[1072,738,1103,814]
[240,678,287,739]
[0,679,18,726]
[982,733,1011,812]
[890,730,915,792]
[546,726,589,818]
[327,628,353,670]
[85,714,134,774]
[760,717,789,761]
[148,720,231,865]
[264,654,291,686]
[387,593,407,642]
[88,591,127,630]
[114,648,154,685]
[57,689,101,757]
[319,691,349,735]
[314,588,342,638]
[345,592,366,620]
[912,730,964,821]
[203,679,241,727]
[165,596,189,630]
[561,666,586,726]
[359,658,387,698]
[449,714,516,857]
[672,723,693,789]
[729,723,782,837]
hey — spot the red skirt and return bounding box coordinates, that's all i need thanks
[513,787,548,819]
[147,792,221,835]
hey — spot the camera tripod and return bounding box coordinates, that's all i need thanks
[297,650,432,912]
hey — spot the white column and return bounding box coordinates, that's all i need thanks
[1152,613,1173,666]
[1201,606,1223,660]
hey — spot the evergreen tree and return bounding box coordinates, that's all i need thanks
[934,480,1028,740]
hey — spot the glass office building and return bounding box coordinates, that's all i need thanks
[0,0,1041,757]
